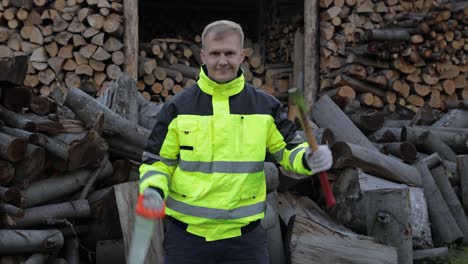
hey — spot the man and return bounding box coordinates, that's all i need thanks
[138,20,332,264]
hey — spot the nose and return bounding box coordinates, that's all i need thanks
[218,54,227,65]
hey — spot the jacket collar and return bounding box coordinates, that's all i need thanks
[197,65,245,97]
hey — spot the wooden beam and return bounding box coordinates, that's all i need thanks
[304,0,320,108]
[123,0,138,80]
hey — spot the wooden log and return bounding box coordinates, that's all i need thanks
[367,188,412,264]
[458,155,468,214]
[376,142,417,162]
[431,164,468,244]
[404,130,457,162]
[0,131,27,162]
[415,161,463,244]
[22,253,48,263]
[346,108,384,133]
[432,109,468,128]
[261,192,286,264]
[0,186,22,206]
[65,236,79,264]
[63,87,149,149]
[114,182,164,264]
[22,160,112,207]
[311,95,379,151]
[0,229,63,254]
[1,86,31,112]
[402,126,468,154]
[6,200,90,228]
[332,141,421,186]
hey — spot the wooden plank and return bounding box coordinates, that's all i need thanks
[114,182,164,264]
[123,0,138,79]
[304,0,320,107]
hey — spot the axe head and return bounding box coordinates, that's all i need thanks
[288,87,308,115]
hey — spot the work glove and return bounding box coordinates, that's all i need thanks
[304,145,333,174]
[136,188,165,219]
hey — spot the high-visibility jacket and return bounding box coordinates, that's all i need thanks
[139,66,311,241]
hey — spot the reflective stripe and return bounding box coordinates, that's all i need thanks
[141,171,171,185]
[142,151,178,166]
[289,147,305,166]
[167,196,266,219]
[272,148,284,162]
[179,161,264,174]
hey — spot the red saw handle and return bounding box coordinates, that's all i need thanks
[135,194,166,219]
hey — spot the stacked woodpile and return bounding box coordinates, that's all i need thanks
[0,0,125,97]
[319,0,468,113]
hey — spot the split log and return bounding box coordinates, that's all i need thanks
[6,199,91,228]
[62,87,150,149]
[415,161,463,244]
[458,155,468,214]
[280,193,397,264]
[331,168,432,248]
[311,95,379,151]
[0,229,63,254]
[23,159,112,208]
[366,188,412,264]
[332,142,422,186]
[430,164,468,244]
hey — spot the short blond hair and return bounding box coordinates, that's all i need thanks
[201,20,244,50]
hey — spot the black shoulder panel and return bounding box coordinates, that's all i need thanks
[229,84,279,116]
[171,85,213,116]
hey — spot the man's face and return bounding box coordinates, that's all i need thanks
[201,32,245,83]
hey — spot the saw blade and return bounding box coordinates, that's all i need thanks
[127,214,156,264]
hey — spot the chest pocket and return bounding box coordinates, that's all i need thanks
[178,119,199,152]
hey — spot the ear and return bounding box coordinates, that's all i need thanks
[240,48,245,61]
[201,49,207,64]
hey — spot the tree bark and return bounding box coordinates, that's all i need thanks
[332,142,422,186]
[23,160,112,208]
[6,200,91,228]
[431,164,468,244]
[366,188,412,264]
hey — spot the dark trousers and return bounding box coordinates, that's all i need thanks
[164,218,269,264]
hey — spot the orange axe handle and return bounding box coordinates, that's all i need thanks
[289,88,336,209]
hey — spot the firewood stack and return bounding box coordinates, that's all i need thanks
[319,0,468,114]
[0,0,125,98]
[136,36,271,103]
[0,55,160,262]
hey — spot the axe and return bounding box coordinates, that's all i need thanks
[288,87,336,209]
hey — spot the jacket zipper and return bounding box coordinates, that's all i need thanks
[240,116,244,153]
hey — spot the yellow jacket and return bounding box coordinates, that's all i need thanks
[139,67,311,241]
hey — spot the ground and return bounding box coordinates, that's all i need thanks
[450,245,468,264]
